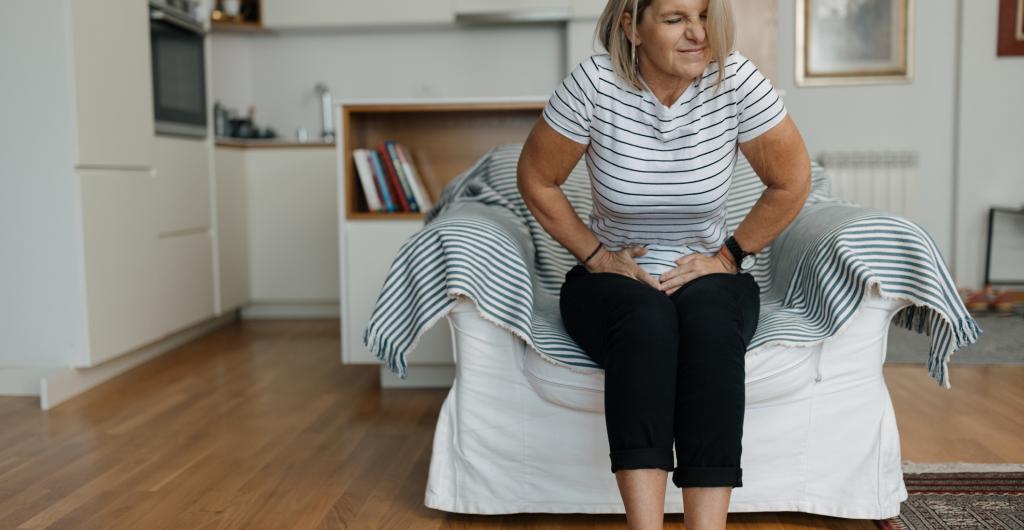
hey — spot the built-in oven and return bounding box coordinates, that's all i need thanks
[149,0,207,138]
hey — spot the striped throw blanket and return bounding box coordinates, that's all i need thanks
[363,143,982,389]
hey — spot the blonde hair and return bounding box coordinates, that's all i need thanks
[596,0,735,93]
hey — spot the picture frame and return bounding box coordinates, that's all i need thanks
[997,0,1024,56]
[795,0,915,87]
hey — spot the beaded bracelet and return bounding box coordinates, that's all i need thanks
[582,242,603,264]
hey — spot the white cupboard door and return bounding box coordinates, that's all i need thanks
[263,0,453,28]
[69,0,154,168]
[342,220,453,365]
[214,148,249,313]
[154,136,212,235]
[79,169,162,366]
[246,148,338,303]
[156,232,216,336]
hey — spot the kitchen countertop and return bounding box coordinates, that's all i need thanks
[215,137,336,148]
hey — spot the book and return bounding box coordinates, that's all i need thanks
[385,140,419,212]
[395,144,433,212]
[367,149,396,212]
[352,148,383,212]
[377,144,411,211]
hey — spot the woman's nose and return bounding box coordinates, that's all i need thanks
[684,20,706,43]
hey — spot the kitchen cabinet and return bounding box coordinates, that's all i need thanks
[214,148,250,314]
[156,232,216,335]
[69,0,154,168]
[213,144,338,314]
[79,169,162,366]
[154,137,213,235]
[262,0,453,29]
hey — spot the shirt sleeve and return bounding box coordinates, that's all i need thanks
[732,51,787,143]
[542,57,598,145]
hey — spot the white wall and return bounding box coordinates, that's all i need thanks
[211,24,565,138]
[0,1,89,368]
[774,0,959,269]
[954,0,1024,288]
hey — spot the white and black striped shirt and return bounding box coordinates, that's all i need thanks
[542,50,786,278]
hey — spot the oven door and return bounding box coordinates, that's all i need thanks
[150,9,207,138]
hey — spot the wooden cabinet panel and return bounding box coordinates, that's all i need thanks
[69,0,154,168]
[79,169,161,366]
[263,0,453,28]
[342,220,452,364]
[214,148,250,314]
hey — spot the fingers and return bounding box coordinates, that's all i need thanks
[638,269,660,290]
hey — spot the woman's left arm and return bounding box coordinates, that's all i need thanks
[714,114,812,271]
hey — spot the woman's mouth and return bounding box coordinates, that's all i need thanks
[680,47,706,55]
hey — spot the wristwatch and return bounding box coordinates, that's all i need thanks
[724,235,756,272]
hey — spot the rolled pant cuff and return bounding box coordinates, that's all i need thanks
[609,447,675,473]
[672,466,742,488]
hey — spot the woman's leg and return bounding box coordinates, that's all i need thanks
[667,272,760,530]
[560,264,680,529]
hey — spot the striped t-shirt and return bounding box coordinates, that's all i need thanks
[542,50,787,278]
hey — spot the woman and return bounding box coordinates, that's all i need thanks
[516,0,811,528]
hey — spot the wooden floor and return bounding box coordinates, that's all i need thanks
[1,319,1021,529]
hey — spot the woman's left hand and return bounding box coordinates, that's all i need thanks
[658,251,737,295]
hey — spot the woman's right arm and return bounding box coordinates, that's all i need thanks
[516,119,659,289]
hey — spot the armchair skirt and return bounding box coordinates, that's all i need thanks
[424,283,911,519]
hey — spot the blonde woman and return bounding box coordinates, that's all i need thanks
[517,0,811,528]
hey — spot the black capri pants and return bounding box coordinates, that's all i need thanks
[559,263,760,489]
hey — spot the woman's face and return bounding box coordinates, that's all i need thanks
[623,0,712,84]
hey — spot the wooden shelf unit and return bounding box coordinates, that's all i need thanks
[338,100,546,220]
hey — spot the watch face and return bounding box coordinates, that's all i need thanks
[741,254,756,270]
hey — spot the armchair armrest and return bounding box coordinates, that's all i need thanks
[762,200,982,389]
[363,200,539,379]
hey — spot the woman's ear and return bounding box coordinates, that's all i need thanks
[620,12,641,46]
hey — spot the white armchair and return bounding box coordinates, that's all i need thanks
[362,144,981,520]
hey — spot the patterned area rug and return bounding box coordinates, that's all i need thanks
[876,462,1024,529]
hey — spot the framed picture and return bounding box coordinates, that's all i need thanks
[998,0,1024,56]
[795,0,914,87]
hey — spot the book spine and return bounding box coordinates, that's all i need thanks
[396,144,432,211]
[368,149,396,212]
[352,149,383,212]
[377,144,411,211]
[385,141,418,212]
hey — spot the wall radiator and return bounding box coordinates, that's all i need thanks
[818,151,919,217]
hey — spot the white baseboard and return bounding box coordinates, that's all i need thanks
[379,363,454,388]
[0,367,53,396]
[241,301,339,319]
[32,311,239,410]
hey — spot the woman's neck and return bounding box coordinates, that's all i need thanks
[638,56,697,107]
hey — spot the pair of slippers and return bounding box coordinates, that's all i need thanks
[961,286,1022,316]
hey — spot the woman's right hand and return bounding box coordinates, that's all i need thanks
[585,245,661,290]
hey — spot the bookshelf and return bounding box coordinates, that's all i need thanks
[339,100,546,220]
[336,98,547,388]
